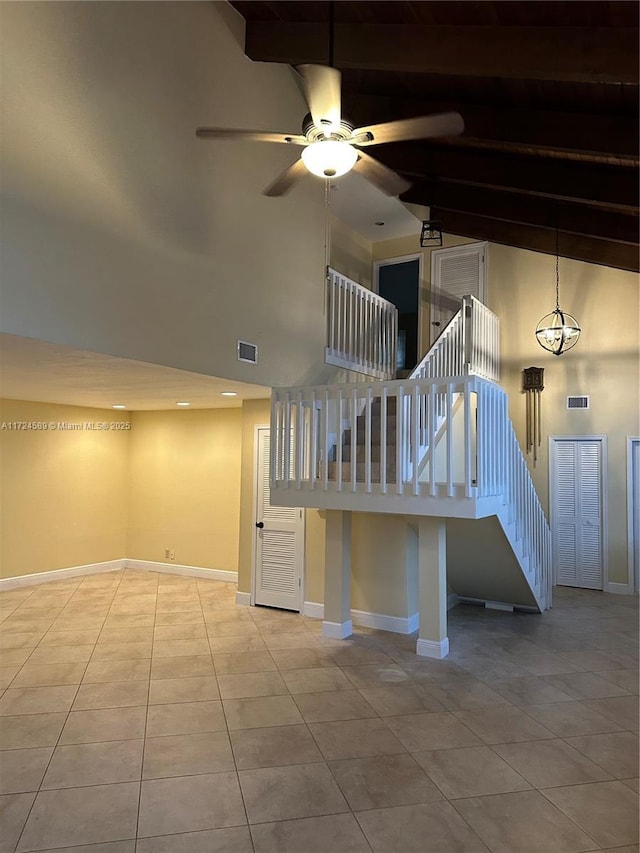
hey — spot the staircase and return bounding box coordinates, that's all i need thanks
[270,295,552,614]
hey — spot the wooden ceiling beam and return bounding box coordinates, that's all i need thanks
[426,210,640,272]
[377,144,639,209]
[403,182,639,245]
[341,95,639,160]
[244,22,639,84]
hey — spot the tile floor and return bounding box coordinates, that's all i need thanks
[0,570,637,852]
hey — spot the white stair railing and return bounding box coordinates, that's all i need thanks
[271,374,551,609]
[325,268,398,380]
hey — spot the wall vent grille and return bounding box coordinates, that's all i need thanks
[567,395,589,409]
[237,340,258,364]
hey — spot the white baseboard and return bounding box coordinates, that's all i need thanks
[125,560,237,584]
[485,601,514,612]
[0,559,126,591]
[416,637,450,659]
[447,593,460,610]
[235,592,251,606]
[322,620,353,639]
[304,601,419,635]
[605,582,631,595]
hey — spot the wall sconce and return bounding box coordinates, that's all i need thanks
[420,220,443,248]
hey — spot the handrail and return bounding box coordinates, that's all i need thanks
[271,373,551,608]
[325,268,398,380]
[410,295,500,383]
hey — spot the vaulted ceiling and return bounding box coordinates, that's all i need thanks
[230,0,639,272]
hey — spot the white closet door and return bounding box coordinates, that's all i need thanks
[254,428,303,611]
[430,242,487,344]
[551,438,604,590]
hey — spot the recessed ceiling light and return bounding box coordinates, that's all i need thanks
[176,401,190,407]
[112,404,126,409]
[221,391,238,397]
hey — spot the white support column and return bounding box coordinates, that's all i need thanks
[416,517,449,658]
[322,510,353,639]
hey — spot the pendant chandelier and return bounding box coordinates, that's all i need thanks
[535,230,581,356]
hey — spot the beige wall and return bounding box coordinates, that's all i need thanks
[127,408,242,571]
[0,399,129,578]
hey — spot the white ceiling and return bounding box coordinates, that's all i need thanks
[0,334,271,411]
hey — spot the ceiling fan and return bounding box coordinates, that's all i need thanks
[196,64,464,197]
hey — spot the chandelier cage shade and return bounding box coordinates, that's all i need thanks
[420,220,443,247]
[535,235,581,356]
[301,140,358,178]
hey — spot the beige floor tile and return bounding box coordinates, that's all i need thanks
[42,739,144,788]
[545,671,632,700]
[341,663,414,688]
[11,661,86,688]
[60,706,146,744]
[0,712,66,750]
[239,762,348,823]
[101,614,155,628]
[50,617,106,631]
[150,655,215,680]
[153,624,207,641]
[0,685,77,716]
[154,611,205,626]
[154,600,201,614]
[213,651,277,675]
[281,666,354,695]
[148,676,219,705]
[32,843,134,853]
[138,773,246,837]
[136,826,253,853]
[358,684,445,716]
[230,724,323,770]
[623,777,639,792]
[329,753,442,810]
[584,696,639,730]
[26,645,94,665]
[0,792,36,853]
[453,705,556,744]
[327,646,394,667]
[386,711,482,752]
[0,649,33,667]
[251,813,371,853]
[494,738,613,787]
[143,731,234,778]
[565,731,639,778]
[39,630,101,646]
[224,695,304,730]
[491,676,574,707]
[293,690,376,724]
[0,746,54,794]
[598,669,639,694]
[415,745,531,799]
[255,630,319,649]
[542,781,639,848]
[145,700,225,736]
[208,636,267,654]
[16,782,139,851]
[525,700,625,736]
[206,621,260,638]
[153,639,211,658]
[452,790,597,853]
[270,648,338,671]
[0,665,20,689]
[72,680,149,710]
[355,801,490,853]
[90,642,152,661]
[217,670,288,700]
[309,717,406,760]
[429,677,509,710]
[1,619,55,634]
[83,659,151,683]
[560,650,638,671]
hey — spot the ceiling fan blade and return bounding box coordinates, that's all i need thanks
[352,151,411,197]
[263,157,308,197]
[352,112,464,146]
[295,64,342,133]
[196,127,307,145]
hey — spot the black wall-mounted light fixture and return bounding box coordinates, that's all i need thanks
[420,220,443,248]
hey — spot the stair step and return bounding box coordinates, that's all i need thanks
[341,445,397,463]
[327,461,397,484]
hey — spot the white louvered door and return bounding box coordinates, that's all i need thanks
[551,438,605,590]
[430,242,487,345]
[254,428,303,611]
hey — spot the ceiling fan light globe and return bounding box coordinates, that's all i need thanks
[301,141,358,178]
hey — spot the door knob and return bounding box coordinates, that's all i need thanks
[255,522,264,529]
[432,321,441,327]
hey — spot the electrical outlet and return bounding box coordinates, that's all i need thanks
[164,548,170,559]
[169,549,175,561]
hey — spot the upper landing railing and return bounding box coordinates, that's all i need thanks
[325,268,397,380]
